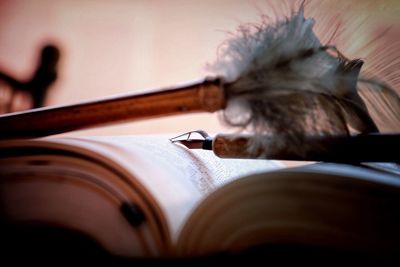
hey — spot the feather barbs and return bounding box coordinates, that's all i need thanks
[207,2,399,155]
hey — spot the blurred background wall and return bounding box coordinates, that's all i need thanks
[0,0,398,137]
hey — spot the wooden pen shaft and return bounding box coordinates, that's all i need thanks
[0,79,225,139]
[213,134,400,162]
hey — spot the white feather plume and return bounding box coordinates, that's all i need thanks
[207,2,399,156]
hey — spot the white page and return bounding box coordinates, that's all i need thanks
[63,135,282,242]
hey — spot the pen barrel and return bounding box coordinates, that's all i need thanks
[213,135,255,158]
[0,78,225,139]
[213,134,400,163]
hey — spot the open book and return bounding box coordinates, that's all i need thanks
[0,134,399,263]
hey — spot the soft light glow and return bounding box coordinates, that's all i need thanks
[0,0,398,136]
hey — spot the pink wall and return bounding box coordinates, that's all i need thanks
[0,0,398,136]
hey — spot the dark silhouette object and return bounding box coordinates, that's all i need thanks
[0,223,396,265]
[0,44,60,112]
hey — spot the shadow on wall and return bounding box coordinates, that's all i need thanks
[0,44,60,114]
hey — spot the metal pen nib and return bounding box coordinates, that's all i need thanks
[169,130,213,150]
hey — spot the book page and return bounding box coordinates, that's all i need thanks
[0,134,282,254]
[0,153,161,258]
[176,163,400,258]
[69,135,282,243]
